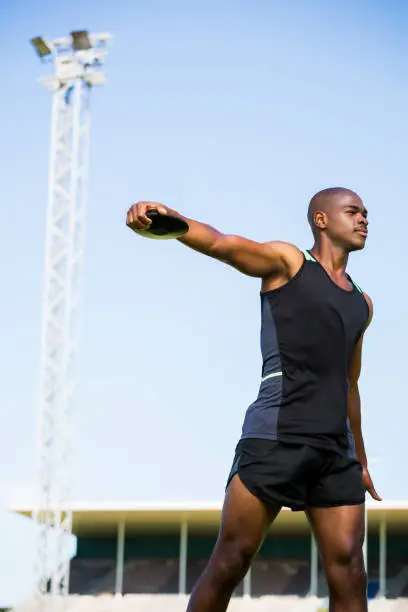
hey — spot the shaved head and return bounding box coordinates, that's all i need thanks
[308,187,362,234]
[306,186,368,252]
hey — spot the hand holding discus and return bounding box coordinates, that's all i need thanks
[126,201,189,240]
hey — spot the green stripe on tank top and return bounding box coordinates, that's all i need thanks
[261,371,283,383]
[302,249,317,262]
[350,279,363,293]
[302,248,362,292]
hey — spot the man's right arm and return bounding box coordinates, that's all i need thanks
[126,201,302,279]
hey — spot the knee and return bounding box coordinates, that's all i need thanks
[334,540,363,568]
[326,537,366,588]
[209,539,254,586]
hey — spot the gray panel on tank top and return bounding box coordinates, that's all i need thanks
[241,298,283,440]
[346,417,357,459]
[260,296,282,375]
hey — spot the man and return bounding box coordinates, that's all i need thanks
[126,187,381,612]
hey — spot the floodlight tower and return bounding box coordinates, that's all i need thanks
[31,30,111,598]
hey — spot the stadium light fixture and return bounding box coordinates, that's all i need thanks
[30,28,111,598]
[84,71,106,86]
[71,30,92,51]
[31,36,52,58]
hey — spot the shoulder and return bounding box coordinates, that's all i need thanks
[261,242,305,290]
[265,241,302,255]
[264,241,304,271]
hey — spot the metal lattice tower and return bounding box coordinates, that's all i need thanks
[30,31,111,599]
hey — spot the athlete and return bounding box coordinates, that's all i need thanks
[126,187,381,612]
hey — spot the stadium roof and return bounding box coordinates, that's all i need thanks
[13,500,408,537]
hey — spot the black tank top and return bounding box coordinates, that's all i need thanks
[241,249,369,454]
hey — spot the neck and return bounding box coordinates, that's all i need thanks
[310,237,349,273]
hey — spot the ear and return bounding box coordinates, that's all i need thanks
[314,211,328,230]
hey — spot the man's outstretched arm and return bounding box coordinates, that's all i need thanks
[348,294,381,501]
[126,201,302,278]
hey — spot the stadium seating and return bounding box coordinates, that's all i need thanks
[69,558,179,595]
[387,562,408,599]
[70,559,116,594]
[66,554,408,608]
[70,557,311,597]
[251,559,310,596]
[122,559,179,594]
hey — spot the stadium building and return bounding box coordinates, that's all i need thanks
[14,501,408,611]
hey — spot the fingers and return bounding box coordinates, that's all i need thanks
[368,486,382,502]
[126,201,167,230]
[363,470,382,502]
[151,203,168,215]
[128,202,151,229]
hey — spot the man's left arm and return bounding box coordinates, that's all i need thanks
[348,293,382,501]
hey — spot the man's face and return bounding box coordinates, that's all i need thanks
[325,195,369,252]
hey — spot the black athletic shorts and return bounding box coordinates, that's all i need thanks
[227,438,365,511]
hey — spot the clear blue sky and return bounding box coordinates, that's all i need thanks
[1,0,408,605]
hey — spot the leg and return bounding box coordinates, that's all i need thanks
[186,474,280,612]
[307,504,366,612]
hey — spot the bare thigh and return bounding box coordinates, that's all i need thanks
[306,504,365,566]
[211,474,281,564]
[186,476,282,611]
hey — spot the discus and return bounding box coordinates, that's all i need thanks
[127,211,189,240]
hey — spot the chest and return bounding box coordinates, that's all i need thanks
[268,264,368,346]
[295,265,368,342]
